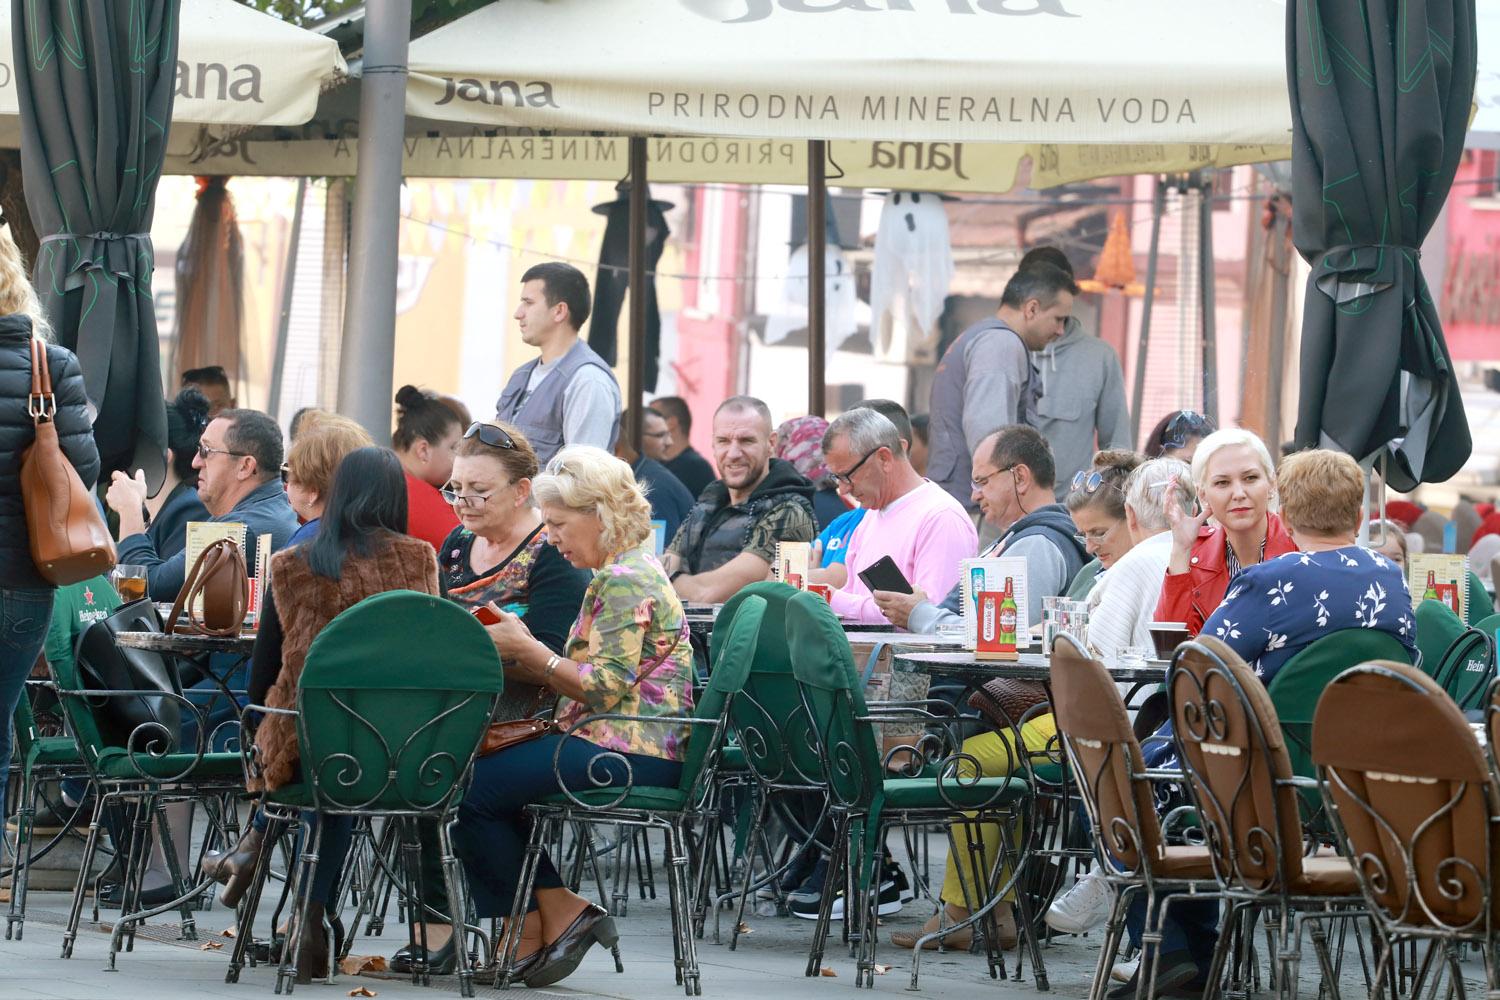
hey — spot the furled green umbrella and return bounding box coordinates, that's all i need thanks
[13,0,178,488]
[1287,0,1475,491]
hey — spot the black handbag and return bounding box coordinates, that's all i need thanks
[75,600,183,752]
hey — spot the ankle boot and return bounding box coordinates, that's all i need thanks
[295,900,332,984]
[218,827,269,907]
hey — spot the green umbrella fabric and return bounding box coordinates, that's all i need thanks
[1287,0,1475,491]
[13,0,176,488]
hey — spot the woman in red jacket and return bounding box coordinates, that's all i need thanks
[1156,428,1296,635]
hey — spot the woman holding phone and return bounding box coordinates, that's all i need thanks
[390,420,589,975]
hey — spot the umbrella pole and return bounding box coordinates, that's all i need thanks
[1264,193,1292,454]
[269,177,308,422]
[1130,177,1166,441]
[626,137,648,452]
[1198,174,1219,426]
[807,140,827,418]
[337,0,412,438]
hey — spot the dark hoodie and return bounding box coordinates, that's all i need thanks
[669,457,816,574]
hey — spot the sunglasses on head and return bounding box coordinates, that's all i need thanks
[464,422,517,451]
[1070,469,1124,497]
[1161,411,1211,451]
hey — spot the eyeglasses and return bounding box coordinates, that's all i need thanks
[464,422,517,450]
[1074,523,1118,546]
[971,465,1015,492]
[197,442,248,460]
[441,488,495,509]
[1161,410,1212,451]
[830,447,882,488]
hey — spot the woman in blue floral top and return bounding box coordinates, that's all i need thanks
[1201,448,1416,683]
[453,446,694,988]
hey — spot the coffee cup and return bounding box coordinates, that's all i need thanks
[1148,622,1190,660]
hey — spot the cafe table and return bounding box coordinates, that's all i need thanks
[892,649,1168,686]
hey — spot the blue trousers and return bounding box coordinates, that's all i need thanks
[1126,890,1219,965]
[452,735,681,916]
[1,588,53,823]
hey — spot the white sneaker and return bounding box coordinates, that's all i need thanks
[1044,868,1114,934]
[1111,957,1139,983]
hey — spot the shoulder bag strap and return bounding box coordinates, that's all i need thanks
[28,338,55,423]
[167,541,217,634]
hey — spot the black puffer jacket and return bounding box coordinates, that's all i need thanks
[0,314,101,590]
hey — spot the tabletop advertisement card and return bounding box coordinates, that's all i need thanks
[182,521,247,620]
[1409,552,1468,620]
[774,541,812,590]
[961,556,1030,650]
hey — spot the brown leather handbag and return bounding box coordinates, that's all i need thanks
[167,538,249,636]
[19,338,116,585]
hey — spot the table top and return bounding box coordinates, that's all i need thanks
[845,631,967,648]
[892,649,1167,684]
[115,629,257,655]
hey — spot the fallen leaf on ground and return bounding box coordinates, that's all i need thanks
[820,967,837,977]
[340,955,389,975]
[348,989,378,998]
[200,941,224,951]
[736,922,754,935]
[219,927,236,938]
[874,964,892,975]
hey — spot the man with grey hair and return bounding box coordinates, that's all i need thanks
[817,405,976,624]
[664,396,816,603]
[1084,457,1195,667]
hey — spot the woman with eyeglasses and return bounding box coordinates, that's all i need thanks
[1143,409,1213,463]
[1061,450,1143,600]
[387,420,590,975]
[1156,428,1297,635]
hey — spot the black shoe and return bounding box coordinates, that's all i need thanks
[757,848,817,901]
[391,932,458,977]
[1105,950,1204,1000]
[790,876,907,921]
[784,857,830,906]
[98,881,181,911]
[523,903,619,988]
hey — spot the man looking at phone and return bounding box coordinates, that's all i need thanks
[875,425,1085,632]
[819,407,975,624]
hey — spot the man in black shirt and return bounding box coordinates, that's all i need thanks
[650,396,715,498]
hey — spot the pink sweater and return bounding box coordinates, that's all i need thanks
[830,480,978,624]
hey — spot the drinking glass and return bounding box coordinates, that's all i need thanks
[114,564,148,604]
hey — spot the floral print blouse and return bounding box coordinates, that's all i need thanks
[1201,545,1416,684]
[554,543,695,762]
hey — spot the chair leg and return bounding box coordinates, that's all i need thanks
[665,822,699,995]
[4,764,38,940]
[276,815,323,995]
[725,796,771,950]
[61,787,116,959]
[804,814,849,978]
[435,817,475,999]
[225,815,287,984]
[498,811,551,988]
[1086,886,1135,1000]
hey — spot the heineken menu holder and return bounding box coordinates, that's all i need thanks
[961,556,1029,652]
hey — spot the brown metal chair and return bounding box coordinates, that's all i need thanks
[1316,661,1500,999]
[1168,637,1365,1000]
[1048,633,1219,1000]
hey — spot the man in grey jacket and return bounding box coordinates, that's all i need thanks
[926,263,1077,516]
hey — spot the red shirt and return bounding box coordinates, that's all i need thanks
[1155,512,1297,636]
[405,470,459,552]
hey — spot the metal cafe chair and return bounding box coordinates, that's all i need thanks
[1168,637,1369,1000]
[1314,661,1500,999]
[1048,633,1220,1000]
[226,590,502,996]
[494,595,764,996]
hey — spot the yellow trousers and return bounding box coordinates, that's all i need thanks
[939,713,1057,909]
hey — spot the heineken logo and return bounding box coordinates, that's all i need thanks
[175,61,263,103]
[680,0,1077,24]
[435,77,559,109]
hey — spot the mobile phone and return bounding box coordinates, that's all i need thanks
[472,604,501,626]
[857,555,913,595]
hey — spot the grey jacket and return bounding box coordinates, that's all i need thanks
[1035,323,1132,499]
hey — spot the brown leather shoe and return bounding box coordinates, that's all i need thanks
[217,826,269,907]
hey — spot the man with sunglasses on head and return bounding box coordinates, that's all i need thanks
[874,425,1086,633]
[108,408,299,602]
[662,396,816,603]
[495,262,621,465]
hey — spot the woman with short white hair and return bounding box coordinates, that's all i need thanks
[452,446,696,988]
[1085,458,1195,666]
[1155,428,1297,635]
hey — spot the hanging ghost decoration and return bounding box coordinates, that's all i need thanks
[763,241,861,358]
[869,191,954,353]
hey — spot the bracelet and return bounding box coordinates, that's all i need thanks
[543,654,562,683]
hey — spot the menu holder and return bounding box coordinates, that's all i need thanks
[183,522,247,620]
[774,541,812,591]
[1410,552,1468,620]
[961,556,1029,650]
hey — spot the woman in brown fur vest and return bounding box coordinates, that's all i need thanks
[244,446,439,982]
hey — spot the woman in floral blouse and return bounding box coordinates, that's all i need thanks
[1201,447,1415,683]
[454,446,694,988]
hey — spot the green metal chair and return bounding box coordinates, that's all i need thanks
[785,590,1036,991]
[1265,628,1412,825]
[227,590,504,996]
[495,594,766,997]
[1466,571,1493,625]
[1414,599,1464,674]
[1472,611,1500,639]
[1429,627,1497,712]
[5,681,88,941]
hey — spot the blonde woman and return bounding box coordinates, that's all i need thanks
[454,446,695,988]
[282,414,374,545]
[0,226,98,824]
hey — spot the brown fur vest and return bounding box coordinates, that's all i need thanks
[254,533,440,791]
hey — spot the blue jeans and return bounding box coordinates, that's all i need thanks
[1,588,54,822]
[179,656,249,754]
[1125,890,1219,966]
[453,735,681,916]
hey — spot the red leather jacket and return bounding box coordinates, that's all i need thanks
[1155,512,1297,635]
